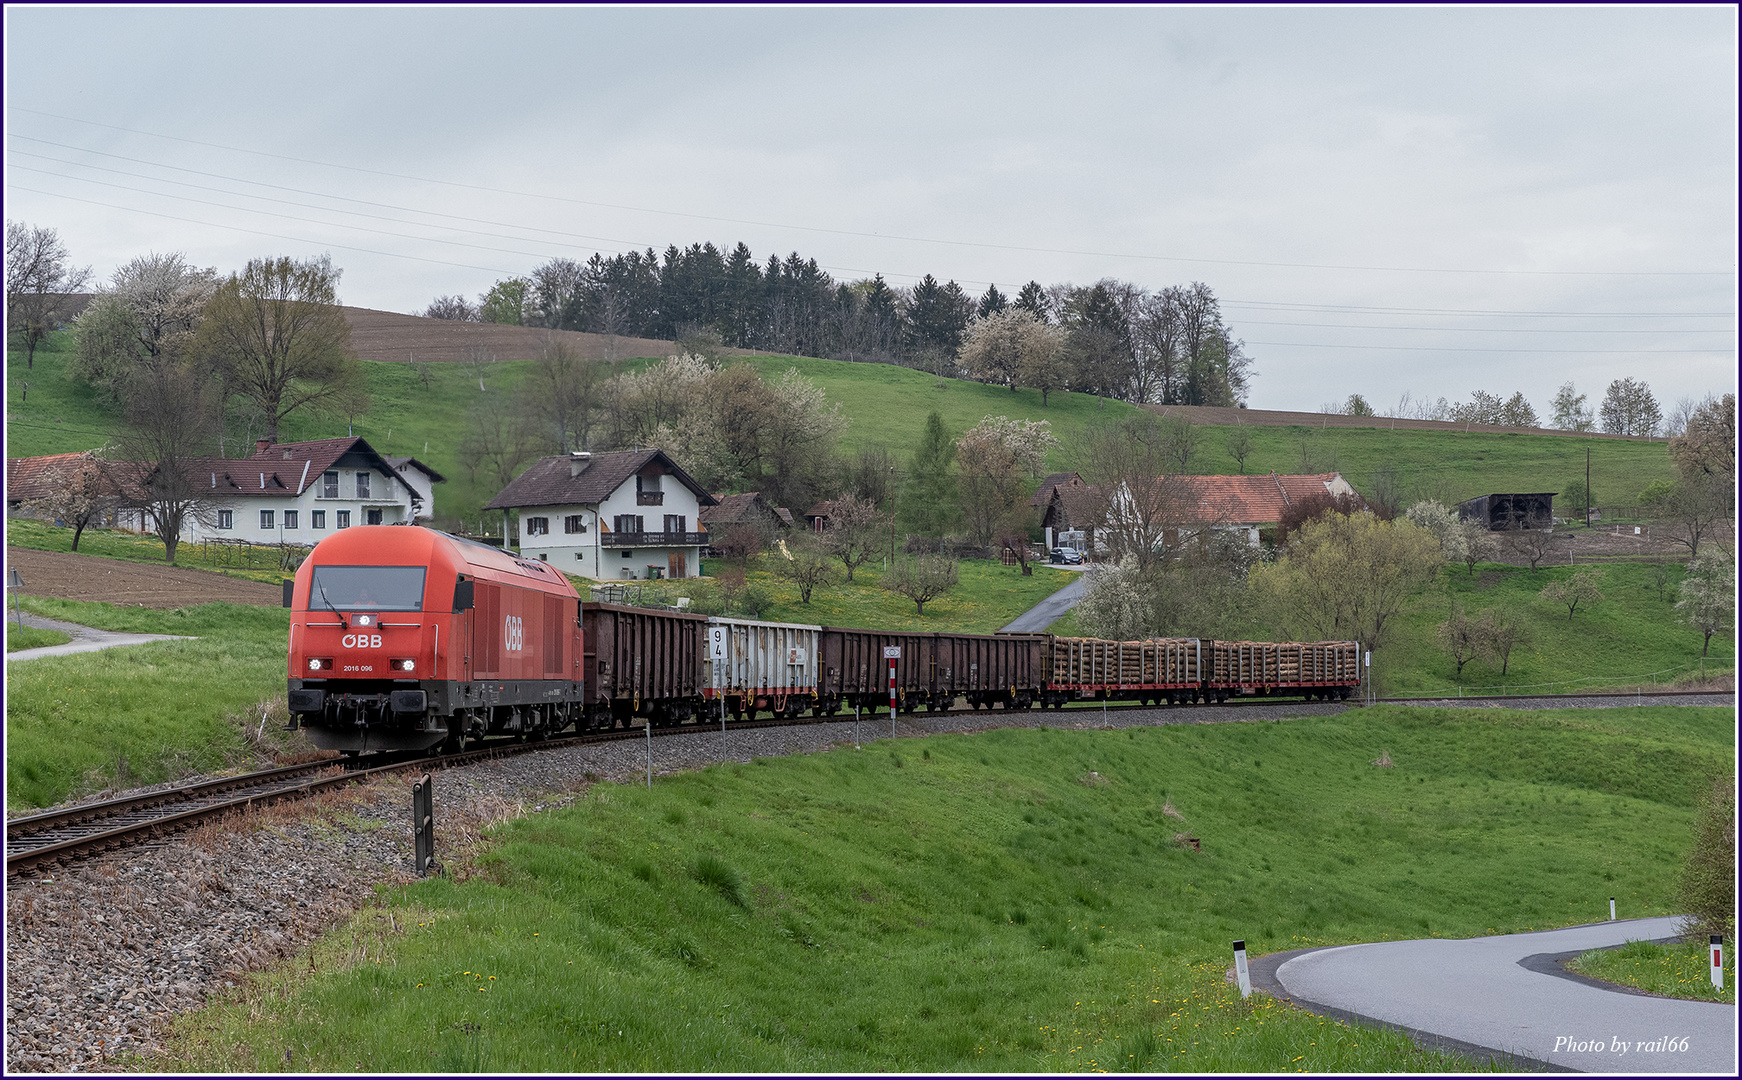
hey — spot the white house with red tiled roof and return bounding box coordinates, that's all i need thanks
[485,449,715,580]
[1043,471,1358,554]
[5,438,439,544]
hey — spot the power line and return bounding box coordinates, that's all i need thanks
[10,106,1735,278]
[1223,300,1735,319]
[1233,318,1733,335]
[1241,339,1727,355]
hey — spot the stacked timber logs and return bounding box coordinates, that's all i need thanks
[1048,637,1201,687]
[1209,641,1360,687]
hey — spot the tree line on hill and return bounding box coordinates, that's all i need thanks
[1325,376,1687,439]
[424,244,1253,409]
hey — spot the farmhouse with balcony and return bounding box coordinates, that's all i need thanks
[486,449,715,580]
[6,437,437,544]
[1041,471,1359,554]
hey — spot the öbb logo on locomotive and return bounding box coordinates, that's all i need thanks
[283,525,1363,755]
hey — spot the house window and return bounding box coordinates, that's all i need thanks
[367,509,383,526]
[336,510,351,529]
[525,516,549,536]
[322,471,339,498]
[355,472,371,499]
[260,510,275,530]
[663,514,686,534]
[312,510,326,529]
[217,510,234,530]
[612,515,645,534]
[283,510,298,530]
[564,514,586,534]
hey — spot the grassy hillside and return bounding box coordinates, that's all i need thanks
[1377,561,1734,696]
[9,331,1679,528]
[161,704,1732,1072]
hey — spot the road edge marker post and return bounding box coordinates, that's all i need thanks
[1713,935,1724,991]
[1233,939,1251,998]
[646,721,651,789]
[1609,897,1616,921]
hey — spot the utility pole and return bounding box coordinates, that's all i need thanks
[1584,446,1591,529]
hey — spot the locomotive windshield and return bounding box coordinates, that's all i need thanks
[308,566,427,611]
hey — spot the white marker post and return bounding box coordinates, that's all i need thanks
[645,721,651,789]
[885,646,901,739]
[1713,935,1724,991]
[1609,897,1616,921]
[1232,939,1251,999]
[855,702,861,750]
[709,626,729,762]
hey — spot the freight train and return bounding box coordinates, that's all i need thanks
[284,526,1362,754]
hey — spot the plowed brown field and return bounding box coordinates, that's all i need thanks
[343,306,689,365]
[5,547,281,608]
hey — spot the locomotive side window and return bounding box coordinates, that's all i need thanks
[308,566,426,611]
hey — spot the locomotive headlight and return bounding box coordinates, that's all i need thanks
[309,658,323,671]
[391,658,415,672]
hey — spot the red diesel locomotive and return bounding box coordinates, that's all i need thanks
[285,526,583,753]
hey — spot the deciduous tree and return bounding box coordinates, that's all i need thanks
[424,295,479,321]
[21,451,118,552]
[1224,421,1254,474]
[1539,566,1604,621]
[71,252,215,397]
[1675,552,1735,658]
[882,553,959,615]
[1550,382,1594,431]
[1599,377,1662,436]
[1668,393,1736,484]
[1477,609,1527,675]
[5,220,91,368]
[1435,605,1482,679]
[955,416,1055,550]
[772,533,836,603]
[1250,513,1442,649]
[114,364,222,565]
[823,493,889,583]
[195,255,363,442]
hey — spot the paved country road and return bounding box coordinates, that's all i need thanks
[7,611,192,662]
[1254,917,1735,1073]
[999,567,1086,632]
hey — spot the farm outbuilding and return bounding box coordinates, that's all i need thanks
[1457,492,1555,530]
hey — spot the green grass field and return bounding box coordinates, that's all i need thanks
[4,518,298,582]
[9,331,1680,528]
[1566,938,1735,1004]
[5,623,71,651]
[4,596,295,811]
[1377,561,1734,696]
[158,703,1731,1073]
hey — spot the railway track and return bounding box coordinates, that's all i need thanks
[10,688,1728,878]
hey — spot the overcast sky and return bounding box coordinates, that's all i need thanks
[5,5,1735,415]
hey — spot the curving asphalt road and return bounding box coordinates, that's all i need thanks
[999,566,1087,632]
[1253,916,1735,1073]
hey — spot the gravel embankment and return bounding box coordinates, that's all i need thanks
[4,693,1723,1072]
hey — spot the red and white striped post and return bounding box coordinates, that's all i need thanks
[1712,935,1724,991]
[884,645,901,739]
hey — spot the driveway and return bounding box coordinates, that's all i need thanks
[1253,916,1734,1072]
[999,566,1087,632]
[6,611,192,662]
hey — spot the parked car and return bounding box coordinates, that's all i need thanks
[1049,548,1084,564]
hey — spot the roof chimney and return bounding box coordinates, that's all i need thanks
[569,450,592,477]
[255,439,271,455]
